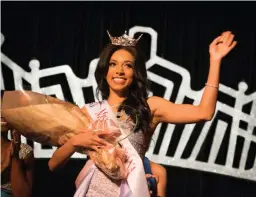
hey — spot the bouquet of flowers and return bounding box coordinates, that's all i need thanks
[1,90,137,179]
[1,90,90,146]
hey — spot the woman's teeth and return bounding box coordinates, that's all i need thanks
[113,78,126,83]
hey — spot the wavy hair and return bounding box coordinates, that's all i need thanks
[95,43,151,133]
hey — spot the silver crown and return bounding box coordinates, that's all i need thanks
[107,30,143,47]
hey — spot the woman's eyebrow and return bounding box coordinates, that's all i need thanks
[109,59,133,64]
[123,60,134,64]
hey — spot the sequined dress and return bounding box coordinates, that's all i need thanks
[85,131,147,197]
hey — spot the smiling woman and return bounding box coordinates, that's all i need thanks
[95,43,152,136]
[45,29,237,197]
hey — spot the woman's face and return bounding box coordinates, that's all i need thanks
[106,49,135,96]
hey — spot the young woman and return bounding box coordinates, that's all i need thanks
[48,31,237,197]
[1,123,34,197]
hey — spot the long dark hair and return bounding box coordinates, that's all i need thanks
[95,43,152,133]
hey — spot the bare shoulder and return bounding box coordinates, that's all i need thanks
[147,96,172,108]
[147,96,174,117]
[150,161,167,177]
[147,96,161,105]
[147,96,163,111]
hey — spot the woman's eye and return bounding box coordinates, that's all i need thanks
[109,62,116,67]
[125,64,133,68]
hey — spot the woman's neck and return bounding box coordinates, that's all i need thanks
[107,93,126,107]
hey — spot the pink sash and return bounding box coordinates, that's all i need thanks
[74,101,149,197]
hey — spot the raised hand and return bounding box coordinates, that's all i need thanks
[209,31,237,60]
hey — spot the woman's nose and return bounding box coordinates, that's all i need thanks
[116,66,124,74]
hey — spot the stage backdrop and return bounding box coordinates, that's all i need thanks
[1,2,256,197]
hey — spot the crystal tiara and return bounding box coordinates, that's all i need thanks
[107,30,143,47]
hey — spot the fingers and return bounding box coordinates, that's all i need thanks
[226,33,235,46]
[230,40,237,50]
[79,139,105,150]
[222,31,237,51]
[93,137,109,146]
[96,130,110,137]
[221,31,232,42]
[210,36,222,46]
[213,31,231,44]
[89,145,99,152]
[220,31,237,46]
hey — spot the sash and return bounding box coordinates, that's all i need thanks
[74,101,149,197]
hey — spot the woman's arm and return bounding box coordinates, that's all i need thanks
[10,131,34,197]
[150,162,167,197]
[148,31,237,125]
[11,153,34,197]
[48,137,77,171]
[48,129,109,171]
